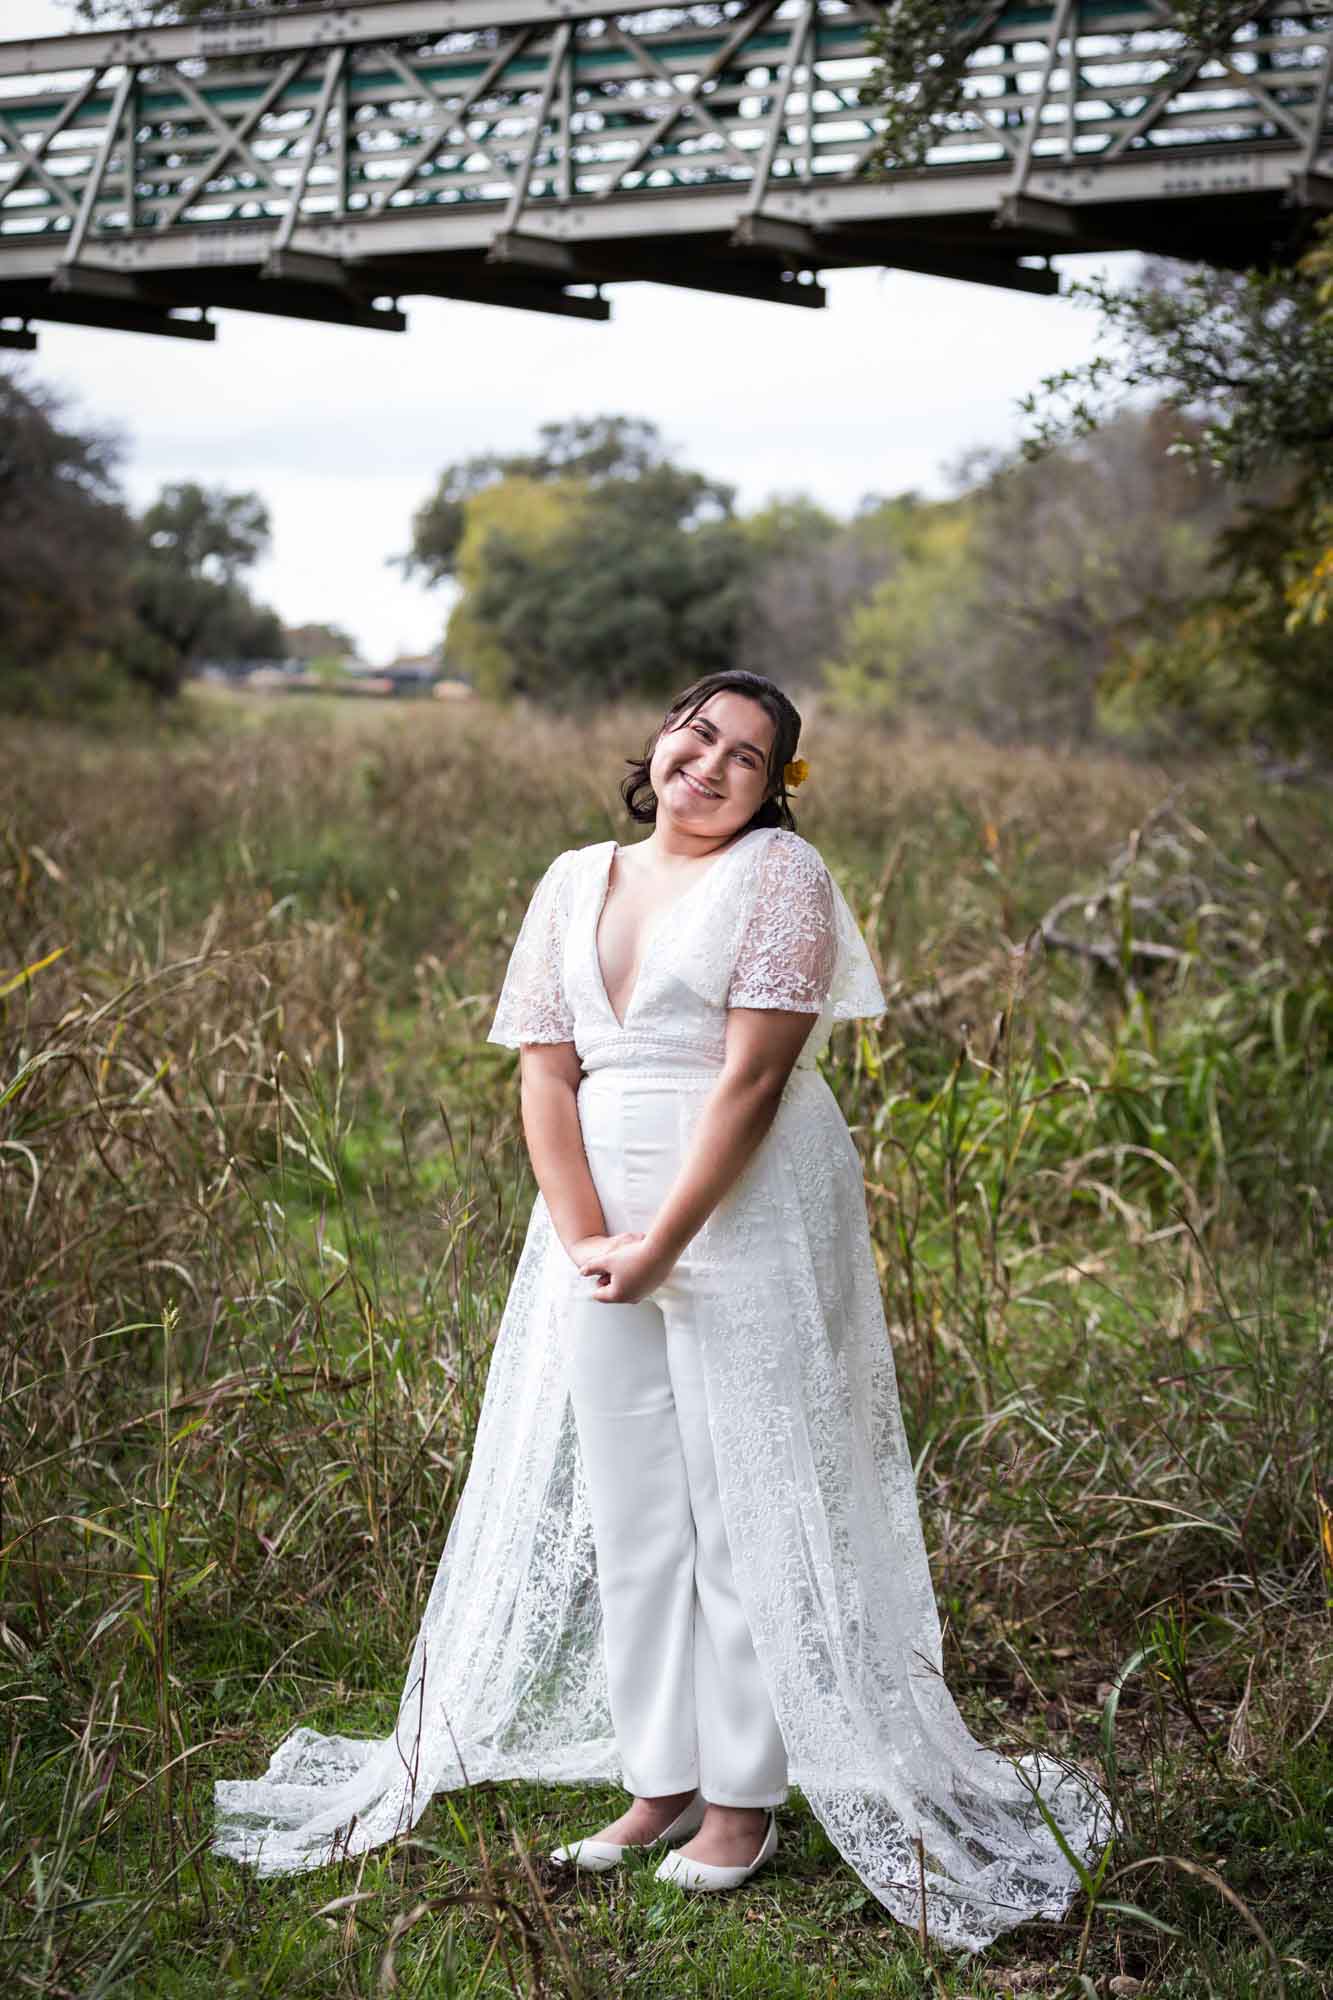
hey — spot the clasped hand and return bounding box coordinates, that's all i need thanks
[567,1230,676,1304]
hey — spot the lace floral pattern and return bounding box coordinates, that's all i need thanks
[727,832,838,1013]
[212,827,1110,1952]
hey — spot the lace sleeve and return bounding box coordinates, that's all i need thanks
[486,850,576,1047]
[726,833,839,1014]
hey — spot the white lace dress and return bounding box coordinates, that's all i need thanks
[212,825,1109,1953]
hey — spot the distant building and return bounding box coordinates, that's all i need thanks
[380,650,443,696]
[194,651,469,701]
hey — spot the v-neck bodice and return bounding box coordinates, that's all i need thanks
[575,828,768,1075]
[591,833,758,1034]
[486,825,887,1082]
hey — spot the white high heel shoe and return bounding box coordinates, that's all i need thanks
[653,1809,777,1893]
[549,1792,706,1873]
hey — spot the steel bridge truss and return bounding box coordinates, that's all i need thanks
[0,0,1330,346]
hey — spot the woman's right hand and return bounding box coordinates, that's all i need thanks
[566,1230,644,1275]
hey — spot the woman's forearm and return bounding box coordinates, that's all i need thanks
[519,1068,607,1256]
[643,1068,786,1266]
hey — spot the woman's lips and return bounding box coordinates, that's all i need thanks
[676,768,721,800]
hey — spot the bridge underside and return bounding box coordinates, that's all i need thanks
[1,1,1330,347]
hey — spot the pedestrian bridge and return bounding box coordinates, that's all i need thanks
[1,0,1330,346]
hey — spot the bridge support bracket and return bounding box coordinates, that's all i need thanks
[51,261,141,300]
[22,291,215,340]
[261,247,361,288]
[1289,171,1333,211]
[993,193,1083,239]
[486,230,579,277]
[730,213,823,265]
[412,278,610,321]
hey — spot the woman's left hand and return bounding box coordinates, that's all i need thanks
[578,1233,677,1304]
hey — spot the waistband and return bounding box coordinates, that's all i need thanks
[579,1063,823,1089]
[579,1066,719,1086]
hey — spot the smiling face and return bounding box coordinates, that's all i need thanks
[647,690,778,843]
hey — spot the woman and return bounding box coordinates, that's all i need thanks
[213,671,1107,1952]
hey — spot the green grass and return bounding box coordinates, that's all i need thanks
[2,692,1330,1997]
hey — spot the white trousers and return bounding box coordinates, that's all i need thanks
[568,1072,790,1808]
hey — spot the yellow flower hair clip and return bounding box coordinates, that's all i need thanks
[783,756,810,790]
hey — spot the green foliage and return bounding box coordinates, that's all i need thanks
[126,479,283,695]
[738,492,841,562]
[824,411,1231,742]
[418,418,750,704]
[823,497,976,721]
[0,370,285,710]
[445,473,586,696]
[1022,247,1333,501]
[1021,234,1333,750]
[735,491,903,693]
[66,0,300,22]
[398,414,708,585]
[859,1,1006,170]
[860,3,1302,170]
[0,364,141,712]
[139,478,270,581]
[283,618,359,664]
[1103,489,1333,753]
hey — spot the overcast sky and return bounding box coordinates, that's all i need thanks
[6,0,1121,665]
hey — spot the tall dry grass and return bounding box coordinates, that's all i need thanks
[1,690,1330,1997]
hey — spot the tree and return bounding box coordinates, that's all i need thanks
[396,416,731,585]
[445,476,586,698]
[823,410,1234,741]
[285,621,359,665]
[0,365,142,711]
[126,480,283,693]
[1021,232,1333,750]
[404,417,748,704]
[823,497,979,724]
[736,494,897,691]
[1,366,288,710]
[139,480,270,584]
[466,476,751,706]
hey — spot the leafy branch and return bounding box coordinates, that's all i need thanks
[861,1,1279,171]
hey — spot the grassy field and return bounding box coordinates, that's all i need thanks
[1,688,1330,2000]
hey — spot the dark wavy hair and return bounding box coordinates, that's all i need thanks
[619,671,803,832]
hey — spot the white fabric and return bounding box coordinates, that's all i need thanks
[568,1079,790,1806]
[212,825,1110,1952]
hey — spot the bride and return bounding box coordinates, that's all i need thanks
[213,669,1108,1953]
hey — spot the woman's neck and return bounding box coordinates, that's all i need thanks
[634,820,748,867]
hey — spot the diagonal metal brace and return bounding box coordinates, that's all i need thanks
[0,105,83,218]
[594,0,781,198]
[156,53,310,230]
[498,21,572,234]
[268,44,346,256]
[61,64,135,262]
